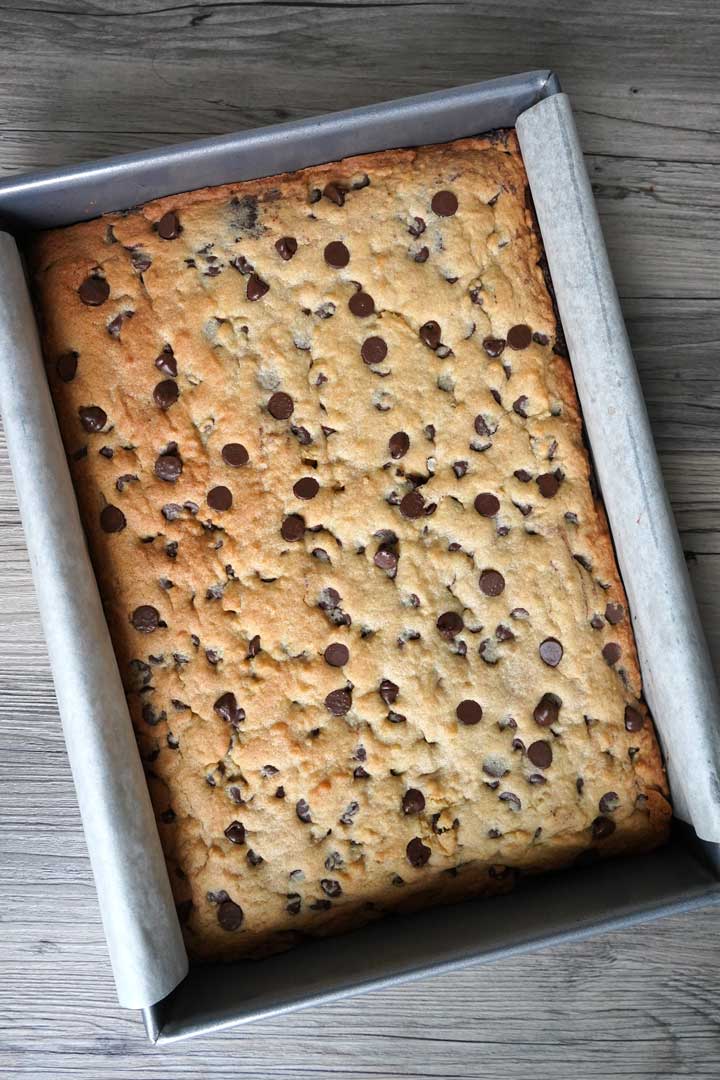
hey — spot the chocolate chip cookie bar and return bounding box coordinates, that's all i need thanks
[29,131,671,961]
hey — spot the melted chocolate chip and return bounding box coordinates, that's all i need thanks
[456,699,483,726]
[431,190,458,216]
[539,637,563,667]
[402,788,426,815]
[275,236,298,260]
[157,211,181,240]
[361,336,387,365]
[389,431,410,459]
[527,740,553,769]
[507,324,532,350]
[293,476,319,500]
[325,688,352,715]
[534,693,561,727]
[208,486,232,512]
[479,569,505,597]
[406,837,431,867]
[79,406,107,433]
[153,379,179,410]
[419,321,441,350]
[224,820,246,845]
[222,442,249,467]
[349,291,374,317]
[281,514,305,542]
[78,276,109,306]
[474,492,500,517]
[537,473,560,498]
[324,241,350,268]
[131,605,160,633]
[100,504,126,533]
[324,643,349,667]
[268,392,294,419]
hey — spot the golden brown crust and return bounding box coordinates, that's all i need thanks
[29,134,670,962]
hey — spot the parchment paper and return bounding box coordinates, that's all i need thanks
[0,232,188,1008]
[517,93,720,841]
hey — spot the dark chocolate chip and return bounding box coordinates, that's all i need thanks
[324,241,350,268]
[379,679,399,705]
[361,336,387,365]
[293,476,319,500]
[406,837,431,867]
[413,246,429,263]
[214,692,245,726]
[246,635,261,659]
[247,849,264,866]
[498,791,522,811]
[325,687,352,715]
[402,788,426,815]
[507,324,532,350]
[349,291,374,317]
[479,569,505,597]
[408,216,426,237]
[321,878,343,898]
[400,491,425,519]
[514,469,532,483]
[224,821,246,845]
[268,392,294,419]
[155,347,177,377]
[419,321,441,350]
[153,379,179,410]
[296,799,312,823]
[534,693,561,727]
[437,611,463,639]
[389,431,410,460]
[56,351,78,382]
[539,637,563,667]
[281,514,305,542]
[79,405,107,433]
[78,276,109,306]
[537,473,560,498]
[456,699,483,726]
[374,546,398,573]
[157,211,181,240]
[431,190,458,216]
[217,898,244,931]
[527,740,553,769]
[624,705,645,732]
[474,492,500,517]
[247,273,269,301]
[592,815,616,840]
[590,614,605,630]
[324,643,349,667]
[154,453,183,483]
[131,605,160,633]
[323,182,346,206]
[222,442,249,467]
[275,235,298,260]
[453,461,468,479]
[599,791,620,814]
[605,602,625,625]
[602,642,622,665]
[100,504,126,533]
[208,486,232,512]
[483,337,506,358]
[513,396,529,418]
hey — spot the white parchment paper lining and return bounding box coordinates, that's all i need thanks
[0,89,718,1011]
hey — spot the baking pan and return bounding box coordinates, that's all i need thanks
[1,69,718,1045]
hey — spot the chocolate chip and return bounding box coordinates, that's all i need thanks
[507,324,532,350]
[349,291,374,317]
[293,476,319,500]
[379,679,399,705]
[268,391,294,419]
[324,241,350,268]
[224,821,246,845]
[599,791,620,814]
[131,605,160,633]
[222,442,249,467]
[131,251,152,272]
[213,692,245,726]
[413,246,429,263]
[325,687,352,716]
[79,405,107,433]
[400,491,425,519]
[323,182,346,206]
[100,504,126,533]
[275,235,298,260]
[602,642,622,665]
[389,431,410,459]
[431,190,458,216]
[296,799,312,823]
[406,837,431,867]
[217,898,244,931]
[408,216,426,237]
[474,492,500,517]
[362,336,387,365]
[625,705,644,732]
[482,337,506,358]
[453,461,468,479]
[539,638,563,667]
[153,379,179,410]
[321,878,343,898]
[605,602,625,625]
[374,546,398,574]
[78,276,109,306]
[324,643,349,667]
[537,473,560,498]
[456,699,482,726]
[419,321,441,349]
[592,816,616,840]
[247,273,269,301]
[247,850,263,867]
[436,612,463,639]
[527,740,553,768]
[155,346,177,377]
[479,569,505,597]
[157,211,181,240]
[56,351,78,382]
[387,710,407,724]
[207,486,232,512]
[514,469,532,483]
[246,635,261,659]
[281,514,305,542]
[534,693,561,727]
[513,396,529,418]
[590,614,605,630]
[154,453,183,482]
[402,788,425,815]
[499,791,522,811]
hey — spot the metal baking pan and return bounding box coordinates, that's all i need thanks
[1,69,718,1045]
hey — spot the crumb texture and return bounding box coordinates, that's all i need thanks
[30,133,670,961]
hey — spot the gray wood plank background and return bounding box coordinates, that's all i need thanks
[1,1,719,1076]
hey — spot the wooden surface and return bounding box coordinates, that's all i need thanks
[1,1,720,1076]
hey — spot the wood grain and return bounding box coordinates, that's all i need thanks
[1,1,720,1076]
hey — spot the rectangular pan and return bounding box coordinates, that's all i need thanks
[1,69,718,1044]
